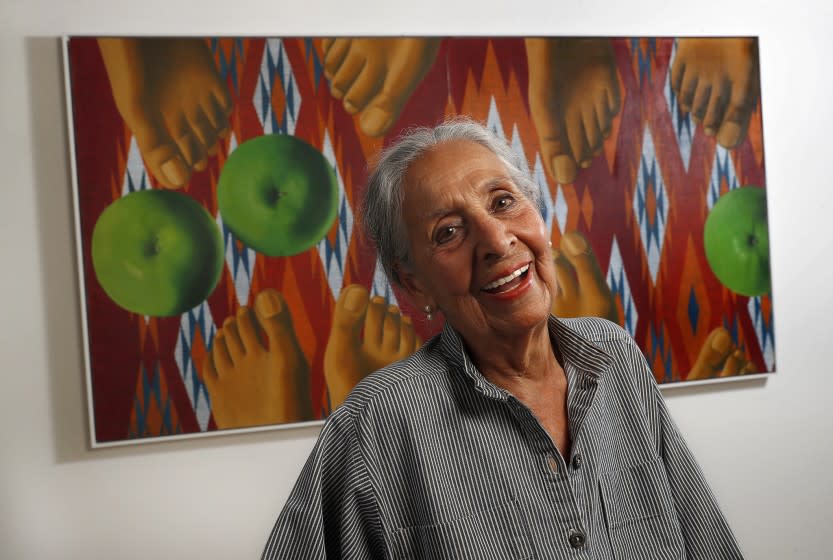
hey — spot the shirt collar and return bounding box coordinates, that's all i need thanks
[436,316,613,399]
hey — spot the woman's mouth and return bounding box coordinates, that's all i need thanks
[482,264,530,294]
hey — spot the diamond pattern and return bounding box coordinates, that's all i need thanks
[607,237,638,337]
[647,323,674,383]
[664,41,694,171]
[633,127,669,284]
[554,184,568,235]
[211,38,245,95]
[254,39,302,135]
[317,130,353,302]
[216,134,257,306]
[630,38,657,85]
[708,146,740,209]
[748,295,775,371]
[370,257,398,306]
[129,362,180,438]
[174,301,217,431]
[122,135,151,195]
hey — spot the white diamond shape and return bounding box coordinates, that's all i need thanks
[122,135,151,195]
[174,301,217,431]
[253,39,302,135]
[633,127,669,284]
[607,237,638,337]
[708,146,739,209]
[664,41,694,172]
[747,296,775,371]
[370,257,398,306]
[316,130,353,301]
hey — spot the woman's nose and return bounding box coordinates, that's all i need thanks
[474,215,514,259]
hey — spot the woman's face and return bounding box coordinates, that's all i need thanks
[398,139,556,342]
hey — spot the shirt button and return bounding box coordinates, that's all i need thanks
[546,454,559,473]
[568,529,586,549]
[572,453,583,470]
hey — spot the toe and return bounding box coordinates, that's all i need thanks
[690,82,713,123]
[703,84,729,136]
[130,116,192,188]
[235,306,261,353]
[363,295,387,346]
[565,110,592,170]
[551,247,579,316]
[254,289,300,347]
[330,49,366,100]
[381,305,402,353]
[358,105,395,137]
[343,63,384,115]
[222,315,244,361]
[678,72,698,113]
[211,331,234,376]
[399,315,417,357]
[323,38,351,79]
[552,155,577,185]
[329,284,370,341]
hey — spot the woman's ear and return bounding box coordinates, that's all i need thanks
[396,262,431,310]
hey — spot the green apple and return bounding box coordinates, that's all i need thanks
[703,185,770,296]
[217,134,338,257]
[92,189,224,316]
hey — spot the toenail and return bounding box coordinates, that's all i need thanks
[704,127,716,136]
[344,288,367,312]
[256,292,282,318]
[161,158,188,186]
[343,100,358,114]
[562,233,589,256]
[361,107,392,136]
[711,330,732,354]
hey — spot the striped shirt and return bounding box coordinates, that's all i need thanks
[263,316,743,559]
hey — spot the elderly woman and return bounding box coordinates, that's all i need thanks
[262,118,742,559]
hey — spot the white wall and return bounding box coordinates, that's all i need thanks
[2,0,832,557]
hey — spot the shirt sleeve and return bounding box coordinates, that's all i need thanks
[653,383,745,559]
[261,410,385,560]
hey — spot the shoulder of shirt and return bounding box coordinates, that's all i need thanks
[328,333,450,421]
[557,316,632,344]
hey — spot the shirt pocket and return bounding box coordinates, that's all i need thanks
[599,457,685,560]
[392,499,534,560]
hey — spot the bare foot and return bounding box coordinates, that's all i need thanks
[688,326,757,381]
[97,38,233,188]
[551,231,617,322]
[202,289,311,428]
[526,38,621,184]
[321,38,441,137]
[670,38,759,148]
[324,284,421,408]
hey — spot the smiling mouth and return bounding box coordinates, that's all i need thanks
[482,264,530,294]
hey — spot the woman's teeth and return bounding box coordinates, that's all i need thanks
[483,264,530,291]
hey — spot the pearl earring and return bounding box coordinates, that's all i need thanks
[424,305,433,322]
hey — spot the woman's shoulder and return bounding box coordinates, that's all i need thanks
[558,316,631,343]
[336,334,453,418]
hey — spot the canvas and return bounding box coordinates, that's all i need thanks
[64,36,774,446]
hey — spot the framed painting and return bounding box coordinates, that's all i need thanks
[64,36,774,446]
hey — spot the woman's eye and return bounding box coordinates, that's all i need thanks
[494,195,515,210]
[435,226,458,244]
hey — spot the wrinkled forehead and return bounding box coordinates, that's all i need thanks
[402,139,512,198]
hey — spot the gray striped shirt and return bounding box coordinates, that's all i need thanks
[263,316,743,559]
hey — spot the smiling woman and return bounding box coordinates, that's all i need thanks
[261,118,744,559]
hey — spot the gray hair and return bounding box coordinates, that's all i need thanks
[362,117,543,286]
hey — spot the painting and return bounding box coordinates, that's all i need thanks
[64,36,774,446]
